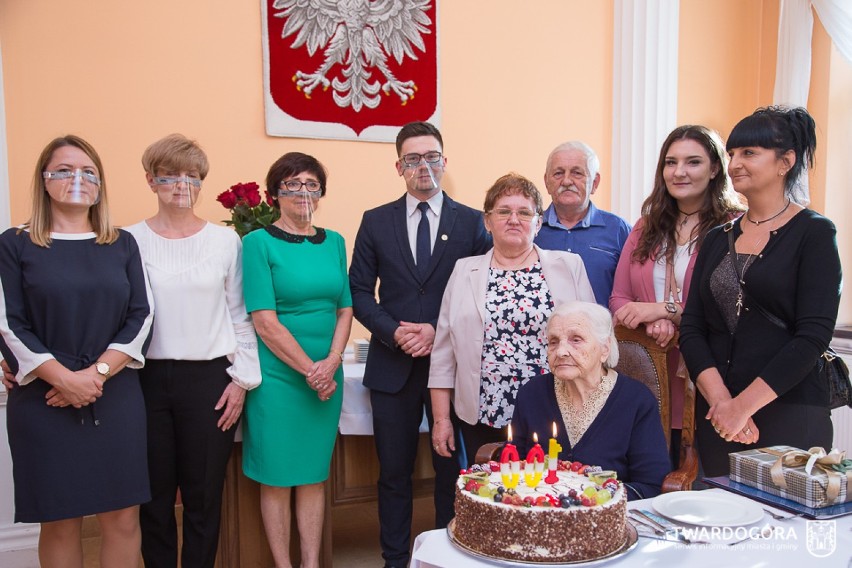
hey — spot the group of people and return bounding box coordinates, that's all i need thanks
[0,104,841,568]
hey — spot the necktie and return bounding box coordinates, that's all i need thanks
[416,201,431,276]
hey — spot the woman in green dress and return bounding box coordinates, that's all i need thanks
[241,152,353,568]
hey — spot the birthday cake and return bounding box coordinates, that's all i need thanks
[451,460,627,563]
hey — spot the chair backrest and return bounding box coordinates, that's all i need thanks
[613,325,675,450]
[478,324,699,490]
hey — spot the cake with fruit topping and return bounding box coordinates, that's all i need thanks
[451,460,627,563]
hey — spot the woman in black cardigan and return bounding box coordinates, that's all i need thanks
[679,106,841,477]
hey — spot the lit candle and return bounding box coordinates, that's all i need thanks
[499,424,520,489]
[545,422,562,484]
[524,432,545,488]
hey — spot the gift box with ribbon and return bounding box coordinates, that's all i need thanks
[728,446,852,508]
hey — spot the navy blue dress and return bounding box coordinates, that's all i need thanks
[511,373,671,500]
[0,228,153,522]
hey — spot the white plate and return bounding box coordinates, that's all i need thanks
[652,491,763,527]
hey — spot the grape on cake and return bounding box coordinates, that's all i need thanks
[451,460,628,563]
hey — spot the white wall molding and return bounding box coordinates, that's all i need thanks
[0,524,39,554]
[0,41,10,230]
[611,0,680,223]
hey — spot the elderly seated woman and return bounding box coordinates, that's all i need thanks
[511,301,671,500]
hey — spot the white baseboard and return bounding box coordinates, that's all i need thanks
[0,524,39,553]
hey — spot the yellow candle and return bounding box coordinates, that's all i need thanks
[545,422,562,484]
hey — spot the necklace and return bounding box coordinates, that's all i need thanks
[677,208,699,228]
[492,247,536,271]
[745,199,791,226]
[734,252,758,317]
[274,218,314,236]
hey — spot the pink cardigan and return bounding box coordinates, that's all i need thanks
[608,218,697,429]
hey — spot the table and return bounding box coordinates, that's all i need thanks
[340,358,428,435]
[411,489,852,567]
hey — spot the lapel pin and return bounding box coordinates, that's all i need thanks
[441,234,448,241]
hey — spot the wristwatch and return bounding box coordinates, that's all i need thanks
[664,302,678,318]
[95,361,111,380]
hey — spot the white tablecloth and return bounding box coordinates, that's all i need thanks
[340,357,428,435]
[411,489,852,567]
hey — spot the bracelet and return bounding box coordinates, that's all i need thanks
[330,349,344,362]
[434,417,451,426]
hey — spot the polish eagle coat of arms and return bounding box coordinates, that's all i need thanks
[263,0,440,141]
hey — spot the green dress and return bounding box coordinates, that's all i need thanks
[241,226,352,486]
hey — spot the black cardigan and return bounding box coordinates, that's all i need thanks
[679,209,841,405]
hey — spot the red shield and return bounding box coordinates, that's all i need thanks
[263,0,439,141]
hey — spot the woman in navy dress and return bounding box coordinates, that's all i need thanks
[0,135,153,567]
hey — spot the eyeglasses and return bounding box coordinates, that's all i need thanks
[279,180,322,194]
[486,208,539,222]
[399,152,443,167]
[152,176,202,188]
[43,170,101,186]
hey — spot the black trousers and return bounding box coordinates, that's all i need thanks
[139,358,237,568]
[696,395,832,477]
[458,421,507,469]
[369,357,460,567]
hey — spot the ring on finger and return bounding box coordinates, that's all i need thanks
[744,427,752,436]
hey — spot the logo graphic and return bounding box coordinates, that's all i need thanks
[806,520,836,558]
[263,0,440,141]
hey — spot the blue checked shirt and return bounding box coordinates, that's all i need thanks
[534,202,631,306]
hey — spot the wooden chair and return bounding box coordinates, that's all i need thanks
[613,325,698,492]
[474,325,698,493]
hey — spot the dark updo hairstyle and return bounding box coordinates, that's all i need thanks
[726,106,816,205]
[265,152,328,209]
[633,125,744,263]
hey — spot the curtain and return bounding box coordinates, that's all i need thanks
[773,0,852,204]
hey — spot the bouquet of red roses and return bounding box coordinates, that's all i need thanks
[216,182,279,238]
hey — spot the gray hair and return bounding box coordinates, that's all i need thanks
[546,141,600,179]
[546,301,619,369]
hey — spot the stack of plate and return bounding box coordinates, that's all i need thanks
[353,338,370,363]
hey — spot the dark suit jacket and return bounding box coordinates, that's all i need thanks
[350,192,491,394]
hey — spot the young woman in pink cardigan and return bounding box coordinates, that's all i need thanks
[609,125,743,465]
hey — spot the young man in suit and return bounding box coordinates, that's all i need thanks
[349,122,491,568]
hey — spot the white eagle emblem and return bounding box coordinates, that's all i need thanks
[273,0,433,112]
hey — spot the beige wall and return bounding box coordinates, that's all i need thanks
[0,1,615,235]
[3,0,844,327]
[3,1,793,229]
[677,0,779,135]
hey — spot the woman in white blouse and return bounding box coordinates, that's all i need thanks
[125,134,261,568]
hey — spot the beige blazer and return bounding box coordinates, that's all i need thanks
[428,245,596,424]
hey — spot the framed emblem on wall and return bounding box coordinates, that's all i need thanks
[262,0,440,142]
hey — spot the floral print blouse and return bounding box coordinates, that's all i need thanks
[478,262,554,427]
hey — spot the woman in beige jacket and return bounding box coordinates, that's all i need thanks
[429,173,595,467]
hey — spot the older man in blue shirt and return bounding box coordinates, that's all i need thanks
[534,141,631,306]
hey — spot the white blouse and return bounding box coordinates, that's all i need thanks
[124,221,261,389]
[652,242,692,302]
